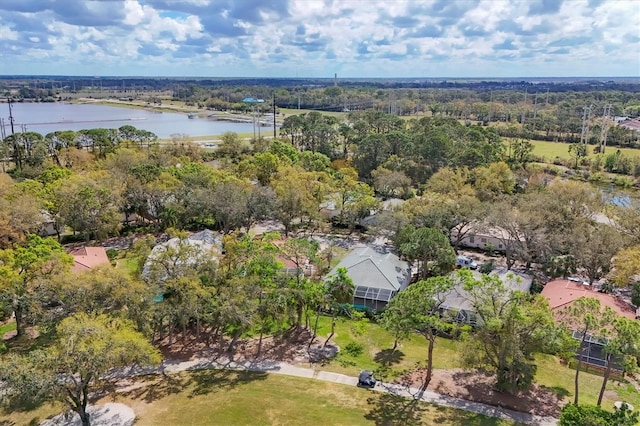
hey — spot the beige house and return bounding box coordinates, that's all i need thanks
[450,222,516,252]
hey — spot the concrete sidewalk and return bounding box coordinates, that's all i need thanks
[121,356,557,425]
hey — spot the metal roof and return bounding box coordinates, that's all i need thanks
[326,246,411,302]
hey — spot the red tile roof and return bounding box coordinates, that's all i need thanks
[619,119,640,131]
[68,246,110,273]
[541,279,637,320]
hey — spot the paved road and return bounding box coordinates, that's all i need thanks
[122,356,557,426]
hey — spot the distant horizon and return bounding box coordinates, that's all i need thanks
[1,75,638,81]
[1,0,638,78]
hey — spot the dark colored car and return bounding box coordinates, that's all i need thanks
[358,370,376,388]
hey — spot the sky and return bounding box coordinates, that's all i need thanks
[0,0,639,78]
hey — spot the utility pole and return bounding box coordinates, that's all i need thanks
[7,98,15,135]
[273,93,277,138]
[488,90,493,123]
[545,88,550,105]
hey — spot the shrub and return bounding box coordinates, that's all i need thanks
[479,261,493,274]
[631,282,640,307]
[613,176,634,188]
[343,342,364,357]
[105,248,119,261]
[559,403,638,426]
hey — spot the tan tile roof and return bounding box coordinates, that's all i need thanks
[68,246,110,273]
[541,279,636,320]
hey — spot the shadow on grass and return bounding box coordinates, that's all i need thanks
[374,349,405,367]
[121,373,189,403]
[188,369,269,398]
[4,329,56,354]
[432,405,507,426]
[364,393,426,426]
[542,385,570,400]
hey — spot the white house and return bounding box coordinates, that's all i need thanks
[450,221,517,252]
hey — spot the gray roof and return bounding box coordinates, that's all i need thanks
[327,247,411,302]
[440,268,533,313]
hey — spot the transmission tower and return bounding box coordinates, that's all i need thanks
[579,105,593,146]
[599,104,613,154]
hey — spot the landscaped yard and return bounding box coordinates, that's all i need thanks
[310,316,639,411]
[312,316,462,379]
[533,353,640,410]
[0,372,522,426]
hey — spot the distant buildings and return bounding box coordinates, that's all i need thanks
[617,118,640,134]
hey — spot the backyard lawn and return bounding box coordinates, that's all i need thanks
[533,353,640,410]
[312,316,462,379]
[311,316,639,410]
[0,372,521,426]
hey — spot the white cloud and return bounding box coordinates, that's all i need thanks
[0,0,638,77]
[0,25,19,41]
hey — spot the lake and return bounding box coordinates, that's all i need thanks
[1,102,263,139]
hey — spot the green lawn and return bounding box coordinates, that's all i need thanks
[1,372,521,426]
[534,354,640,410]
[312,316,462,380]
[115,257,139,276]
[0,321,16,338]
[521,139,640,160]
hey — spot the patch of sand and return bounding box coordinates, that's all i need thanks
[40,403,135,426]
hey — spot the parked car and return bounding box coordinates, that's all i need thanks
[456,255,478,270]
[357,370,376,388]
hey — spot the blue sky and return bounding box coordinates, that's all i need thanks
[0,0,638,78]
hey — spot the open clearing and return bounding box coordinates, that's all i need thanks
[0,372,521,426]
[527,139,640,160]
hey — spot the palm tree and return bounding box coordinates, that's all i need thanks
[323,267,354,346]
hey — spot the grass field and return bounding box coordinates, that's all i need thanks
[279,107,347,120]
[2,316,637,424]
[0,372,521,426]
[521,139,640,160]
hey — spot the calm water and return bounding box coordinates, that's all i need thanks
[1,102,261,138]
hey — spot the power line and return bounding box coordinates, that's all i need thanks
[599,104,613,154]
